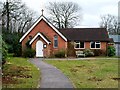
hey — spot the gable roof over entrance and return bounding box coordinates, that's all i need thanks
[19,15,67,42]
[29,32,51,45]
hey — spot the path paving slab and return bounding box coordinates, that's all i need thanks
[30,58,74,88]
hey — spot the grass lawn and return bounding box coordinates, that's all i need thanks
[2,56,40,88]
[45,59,118,88]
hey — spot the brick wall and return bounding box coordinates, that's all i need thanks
[22,20,67,57]
[67,41,108,57]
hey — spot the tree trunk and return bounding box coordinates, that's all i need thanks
[21,20,29,33]
[6,0,9,33]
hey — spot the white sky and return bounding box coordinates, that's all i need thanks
[2,0,119,27]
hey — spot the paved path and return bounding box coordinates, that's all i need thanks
[45,58,119,60]
[30,58,73,88]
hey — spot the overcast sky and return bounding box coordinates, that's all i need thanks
[3,0,119,27]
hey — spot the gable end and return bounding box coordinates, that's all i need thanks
[19,16,67,42]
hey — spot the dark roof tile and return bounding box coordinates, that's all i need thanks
[59,28,109,41]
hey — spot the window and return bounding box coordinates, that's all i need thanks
[74,41,85,49]
[54,35,58,48]
[90,41,101,49]
[38,35,40,40]
[29,35,32,40]
[91,42,95,48]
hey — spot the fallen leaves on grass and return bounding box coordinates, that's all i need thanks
[2,64,32,84]
[87,69,94,73]
[2,76,18,84]
[88,76,102,81]
[70,68,79,72]
[111,77,120,81]
[75,65,85,68]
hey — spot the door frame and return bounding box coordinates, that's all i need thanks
[36,40,43,57]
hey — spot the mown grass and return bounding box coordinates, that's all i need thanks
[45,59,118,88]
[2,56,40,88]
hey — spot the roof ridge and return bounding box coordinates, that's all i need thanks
[59,27,106,29]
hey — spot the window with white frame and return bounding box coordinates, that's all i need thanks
[74,41,84,49]
[54,35,58,48]
[90,41,101,49]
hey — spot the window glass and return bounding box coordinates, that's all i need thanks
[96,44,100,48]
[54,35,58,48]
[91,41,100,49]
[91,42,95,48]
[75,43,80,48]
[80,42,84,48]
[29,35,32,40]
[75,42,84,49]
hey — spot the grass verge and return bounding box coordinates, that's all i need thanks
[45,59,118,88]
[2,57,40,88]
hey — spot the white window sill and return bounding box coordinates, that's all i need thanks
[74,48,85,49]
[90,48,101,49]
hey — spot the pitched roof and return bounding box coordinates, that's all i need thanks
[59,28,109,41]
[29,32,51,45]
[109,35,120,43]
[108,38,114,43]
[19,15,67,42]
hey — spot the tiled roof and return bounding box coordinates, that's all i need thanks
[108,38,114,43]
[59,28,109,41]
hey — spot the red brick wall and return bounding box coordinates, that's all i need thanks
[67,41,108,57]
[21,19,108,57]
[72,41,108,56]
[100,42,107,51]
[84,42,107,51]
[22,19,67,57]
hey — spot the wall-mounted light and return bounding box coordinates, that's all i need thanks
[44,44,47,48]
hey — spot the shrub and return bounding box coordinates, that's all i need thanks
[13,35,22,57]
[13,43,22,57]
[54,50,65,58]
[93,49,106,56]
[83,49,94,57]
[0,36,8,64]
[107,46,115,57]
[67,42,76,57]
[26,40,31,48]
[2,32,22,56]
[7,44,14,53]
[23,48,35,58]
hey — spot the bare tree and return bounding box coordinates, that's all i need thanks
[100,14,120,35]
[46,2,82,28]
[1,0,37,34]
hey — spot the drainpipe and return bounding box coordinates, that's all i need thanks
[65,42,68,58]
[106,42,108,57]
